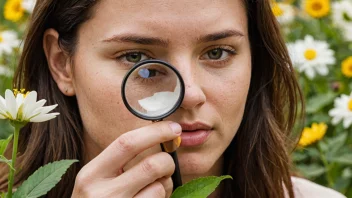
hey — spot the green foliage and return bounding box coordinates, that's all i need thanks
[0,134,12,155]
[171,176,232,198]
[13,160,78,198]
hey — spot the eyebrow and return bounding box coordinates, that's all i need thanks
[102,34,169,47]
[102,29,244,47]
[198,29,244,43]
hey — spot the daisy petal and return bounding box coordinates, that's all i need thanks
[5,90,17,119]
[35,104,58,115]
[0,95,7,115]
[26,99,47,118]
[23,91,38,118]
[30,113,60,122]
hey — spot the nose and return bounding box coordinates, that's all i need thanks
[178,65,206,110]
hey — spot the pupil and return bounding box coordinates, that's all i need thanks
[209,49,222,59]
[127,53,141,62]
[148,69,157,77]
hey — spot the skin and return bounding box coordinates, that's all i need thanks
[44,0,251,197]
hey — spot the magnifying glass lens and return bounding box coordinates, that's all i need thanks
[124,62,182,118]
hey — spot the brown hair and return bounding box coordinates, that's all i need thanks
[0,0,303,197]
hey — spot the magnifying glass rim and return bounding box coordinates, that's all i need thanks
[121,59,185,121]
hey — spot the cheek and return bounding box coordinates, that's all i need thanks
[205,66,251,122]
[72,56,147,148]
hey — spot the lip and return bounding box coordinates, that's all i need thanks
[179,122,213,147]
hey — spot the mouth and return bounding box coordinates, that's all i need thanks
[179,122,213,147]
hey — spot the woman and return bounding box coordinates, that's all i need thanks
[0,0,346,197]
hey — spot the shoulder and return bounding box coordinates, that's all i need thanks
[291,176,346,198]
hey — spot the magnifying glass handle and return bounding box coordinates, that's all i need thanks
[160,143,183,191]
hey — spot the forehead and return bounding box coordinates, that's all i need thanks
[85,0,248,41]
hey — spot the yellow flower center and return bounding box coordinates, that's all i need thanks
[13,88,29,98]
[311,2,323,11]
[0,35,3,43]
[348,99,352,111]
[304,0,330,18]
[4,0,24,22]
[342,56,352,78]
[272,3,284,17]
[304,49,317,60]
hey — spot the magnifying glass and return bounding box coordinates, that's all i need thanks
[121,59,185,191]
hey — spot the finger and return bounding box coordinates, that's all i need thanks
[115,152,175,196]
[157,177,173,198]
[134,181,166,198]
[87,121,181,178]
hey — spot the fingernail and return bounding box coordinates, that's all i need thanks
[169,122,181,134]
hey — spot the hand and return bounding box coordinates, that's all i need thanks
[71,121,182,198]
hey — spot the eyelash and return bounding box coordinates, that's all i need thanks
[115,46,237,67]
[200,46,237,67]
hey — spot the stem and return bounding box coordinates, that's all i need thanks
[7,124,20,198]
[318,143,334,188]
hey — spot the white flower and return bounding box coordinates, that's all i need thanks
[287,35,335,79]
[0,30,20,56]
[0,65,13,77]
[0,89,59,123]
[332,0,352,41]
[22,0,36,13]
[272,3,295,25]
[329,93,352,129]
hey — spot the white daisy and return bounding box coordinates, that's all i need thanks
[332,0,352,41]
[22,0,36,13]
[0,89,59,123]
[287,35,335,79]
[272,2,295,25]
[0,65,13,77]
[0,30,20,56]
[329,93,352,129]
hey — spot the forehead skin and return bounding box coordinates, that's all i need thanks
[80,0,248,49]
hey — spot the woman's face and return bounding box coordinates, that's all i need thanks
[71,0,251,181]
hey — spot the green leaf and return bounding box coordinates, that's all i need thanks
[297,164,326,178]
[170,175,232,198]
[0,155,14,171]
[306,92,336,114]
[292,152,308,162]
[327,153,352,165]
[13,160,78,198]
[0,135,13,155]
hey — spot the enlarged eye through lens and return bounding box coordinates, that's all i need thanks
[138,68,159,78]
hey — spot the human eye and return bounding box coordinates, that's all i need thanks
[116,51,152,66]
[136,67,166,83]
[200,46,237,67]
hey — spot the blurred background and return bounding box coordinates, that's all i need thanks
[0,0,351,196]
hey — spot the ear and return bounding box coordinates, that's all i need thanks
[43,28,76,96]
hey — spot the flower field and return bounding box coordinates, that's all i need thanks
[0,0,352,196]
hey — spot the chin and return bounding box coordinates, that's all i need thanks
[177,150,220,180]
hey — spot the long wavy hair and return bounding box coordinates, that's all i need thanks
[0,0,303,197]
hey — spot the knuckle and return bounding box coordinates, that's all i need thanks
[152,181,166,198]
[75,169,92,188]
[160,152,175,173]
[164,177,174,195]
[73,172,94,197]
[142,157,160,176]
[115,134,135,153]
